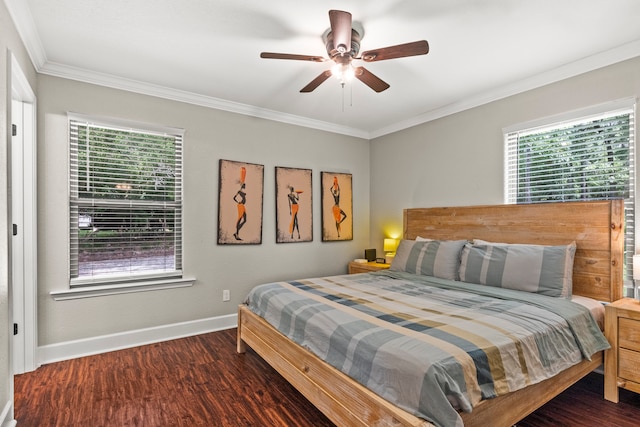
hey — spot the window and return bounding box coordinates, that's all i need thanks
[505,101,636,292]
[69,115,183,286]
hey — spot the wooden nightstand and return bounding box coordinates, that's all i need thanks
[348,261,390,274]
[604,298,640,402]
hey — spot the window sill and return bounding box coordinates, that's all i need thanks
[50,277,196,301]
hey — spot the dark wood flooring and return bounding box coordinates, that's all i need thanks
[14,328,640,426]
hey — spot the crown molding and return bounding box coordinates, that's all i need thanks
[370,39,640,139]
[4,0,47,68]
[38,61,370,139]
[42,37,639,141]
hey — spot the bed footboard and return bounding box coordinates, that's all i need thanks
[237,304,433,427]
[238,304,603,427]
[460,352,602,426]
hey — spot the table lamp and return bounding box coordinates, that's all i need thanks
[384,238,398,263]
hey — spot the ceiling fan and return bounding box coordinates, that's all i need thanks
[260,10,429,93]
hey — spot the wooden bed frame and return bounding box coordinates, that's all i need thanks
[238,200,623,427]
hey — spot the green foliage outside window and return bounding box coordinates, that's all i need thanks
[516,114,630,203]
[76,126,177,202]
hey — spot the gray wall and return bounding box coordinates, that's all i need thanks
[369,57,640,249]
[35,55,640,350]
[37,75,370,346]
[1,0,37,421]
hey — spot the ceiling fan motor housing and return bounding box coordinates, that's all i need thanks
[325,29,361,60]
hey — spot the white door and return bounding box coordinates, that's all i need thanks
[11,99,25,374]
[10,53,37,374]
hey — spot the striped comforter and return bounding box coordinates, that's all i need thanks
[244,270,609,427]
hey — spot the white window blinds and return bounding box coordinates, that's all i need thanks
[69,116,184,285]
[505,104,635,281]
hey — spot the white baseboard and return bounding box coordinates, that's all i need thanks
[38,313,238,365]
[0,400,16,427]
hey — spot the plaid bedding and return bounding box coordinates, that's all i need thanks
[244,270,609,427]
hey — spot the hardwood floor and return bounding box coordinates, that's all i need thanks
[14,328,640,426]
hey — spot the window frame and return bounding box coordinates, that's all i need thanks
[60,113,192,298]
[504,98,636,294]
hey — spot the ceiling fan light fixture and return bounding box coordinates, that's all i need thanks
[332,63,355,84]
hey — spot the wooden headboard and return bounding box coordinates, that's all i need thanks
[403,200,624,302]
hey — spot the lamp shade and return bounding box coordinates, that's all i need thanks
[633,254,640,280]
[384,238,398,253]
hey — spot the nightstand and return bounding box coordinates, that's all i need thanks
[604,298,640,402]
[348,261,390,274]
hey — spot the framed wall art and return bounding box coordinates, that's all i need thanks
[275,167,313,243]
[217,159,264,245]
[321,171,353,241]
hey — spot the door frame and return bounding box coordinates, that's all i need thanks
[10,51,37,374]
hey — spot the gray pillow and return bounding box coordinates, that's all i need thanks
[390,239,467,280]
[458,241,576,298]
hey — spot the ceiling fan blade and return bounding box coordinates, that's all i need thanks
[353,67,390,93]
[328,10,352,55]
[260,52,326,62]
[300,70,332,93]
[360,40,429,62]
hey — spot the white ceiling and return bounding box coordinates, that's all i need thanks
[6,0,640,138]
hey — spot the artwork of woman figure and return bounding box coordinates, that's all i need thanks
[288,186,303,239]
[330,176,347,237]
[233,167,247,240]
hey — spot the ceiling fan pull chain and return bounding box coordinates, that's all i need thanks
[350,81,353,107]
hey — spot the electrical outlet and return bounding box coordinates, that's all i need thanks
[223,289,230,302]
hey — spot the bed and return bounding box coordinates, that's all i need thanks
[237,200,624,427]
